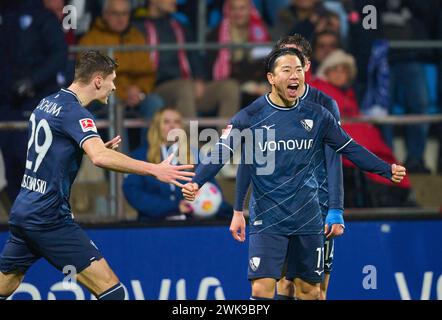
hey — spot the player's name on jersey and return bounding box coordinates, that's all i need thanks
[36,99,62,117]
[21,174,47,195]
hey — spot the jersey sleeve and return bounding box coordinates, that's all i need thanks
[234,143,252,211]
[193,111,248,187]
[322,98,344,210]
[62,104,101,148]
[322,110,392,180]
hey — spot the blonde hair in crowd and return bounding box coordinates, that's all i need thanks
[147,107,194,164]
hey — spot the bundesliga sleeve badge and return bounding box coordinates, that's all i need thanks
[79,118,97,133]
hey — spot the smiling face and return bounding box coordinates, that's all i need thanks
[267,54,305,106]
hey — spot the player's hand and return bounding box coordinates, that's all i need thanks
[391,164,406,183]
[154,154,195,188]
[325,209,345,239]
[104,135,122,150]
[229,210,246,242]
[182,182,199,201]
[325,223,344,239]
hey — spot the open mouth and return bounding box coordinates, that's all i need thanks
[287,83,299,97]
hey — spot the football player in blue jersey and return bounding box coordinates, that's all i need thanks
[236,34,344,300]
[0,51,194,300]
[182,47,406,300]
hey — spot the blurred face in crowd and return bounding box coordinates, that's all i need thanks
[103,0,131,33]
[293,0,316,10]
[149,0,177,16]
[326,15,341,34]
[43,0,65,20]
[314,33,339,63]
[161,110,183,143]
[229,0,251,29]
[267,54,305,106]
[325,64,351,88]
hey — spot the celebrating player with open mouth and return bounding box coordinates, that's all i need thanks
[182,47,406,300]
[0,51,194,300]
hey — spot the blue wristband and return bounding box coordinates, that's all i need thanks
[325,209,345,227]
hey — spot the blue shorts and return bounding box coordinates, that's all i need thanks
[248,233,324,283]
[0,221,103,274]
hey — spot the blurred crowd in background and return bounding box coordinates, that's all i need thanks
[0,0,442,220]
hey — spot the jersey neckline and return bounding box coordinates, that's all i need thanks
[60,88,82,104]
[265,94,300,111]
[299,84,310,101]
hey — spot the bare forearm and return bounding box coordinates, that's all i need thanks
[90,148,156,176]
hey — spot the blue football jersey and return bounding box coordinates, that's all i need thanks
[233,85,343,215]
[301,84,343,213]
[194,94,391,235]
[9,88,100,229]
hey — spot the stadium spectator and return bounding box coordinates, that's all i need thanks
[134,0,241,118]
[66,0,103,37]
[271,0,330,41]
[206,0,272,106]
[174,0,225,33]
[252,0,289,27]
[0,0,67,201]
[42,0,77,86]
[43,0,77,46]
[321,0,349,45]
[80,0,163,117]
[123,107,232,221]
[310,30,341,75]
[312,49,414,206]
[309,9,341,37]
[79,0,164,151]
[359,39,390,117]
[343,0,381,102]
[379,0,433,173]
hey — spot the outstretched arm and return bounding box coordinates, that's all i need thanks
[183,116,247,200]
[322,113,406,183]
[323,99,345,239]
[83,137,194,188]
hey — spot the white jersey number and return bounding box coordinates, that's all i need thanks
[26,113,53,173]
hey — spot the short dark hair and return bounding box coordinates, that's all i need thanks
[312,30,341,51]
[74,50,118,84]
[274,34,313,60]
[265,48,305,73]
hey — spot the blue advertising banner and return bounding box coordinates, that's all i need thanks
[0,220,441,300]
